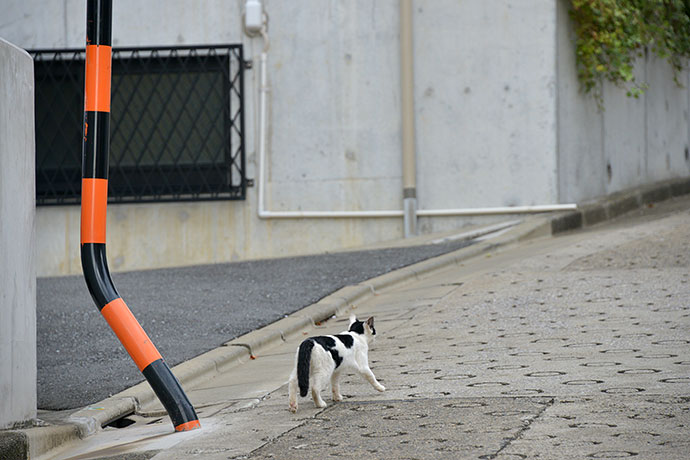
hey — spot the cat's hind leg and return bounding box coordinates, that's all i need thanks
[288,371,299,413]
[310,349,332,408]
[311,371,328,408]
[331,369,343,402]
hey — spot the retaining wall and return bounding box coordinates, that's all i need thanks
[0,38,36,429]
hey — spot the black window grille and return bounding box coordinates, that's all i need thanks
[31,45,246,205]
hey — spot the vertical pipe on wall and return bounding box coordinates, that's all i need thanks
[400,0,418,237]
[81,0,200,432]
[258,49,269,216]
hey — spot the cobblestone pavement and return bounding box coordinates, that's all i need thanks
[51,198,690,460]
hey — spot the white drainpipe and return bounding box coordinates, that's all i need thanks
[400,0,418,237]
[251,3,577,221]
[258,50,269,218]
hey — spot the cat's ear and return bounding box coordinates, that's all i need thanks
[349,313,357,326]
[365,317,376,336]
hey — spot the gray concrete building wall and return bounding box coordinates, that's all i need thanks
[0,38,37,429]
[1,1,689,276]
[556,0,690,203]
[414,0,558,236]
[266,1,402,213]
[645,55,690,182]
[555,0,606,202]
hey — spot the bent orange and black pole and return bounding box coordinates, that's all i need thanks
[81,0,200,432]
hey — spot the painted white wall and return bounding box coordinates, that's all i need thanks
[2,0,689,275]
[0,38,36,428]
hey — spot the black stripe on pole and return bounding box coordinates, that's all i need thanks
[86,0,112,46]
[142,360,201,428]
[81,243,120,309]
[82,112,110,179]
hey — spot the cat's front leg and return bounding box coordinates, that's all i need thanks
[360,366,386,392]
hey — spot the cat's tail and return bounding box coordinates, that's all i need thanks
[297,339,314,397]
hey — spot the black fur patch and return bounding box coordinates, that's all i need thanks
[297,339,314,397]
[313,336,343,368]
[349,320,365,335]
[335,334,354,348]
[312,336,336,348]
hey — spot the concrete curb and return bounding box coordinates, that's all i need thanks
[0,423,81,460]
[550,177,690,234]
[6,176,690,460]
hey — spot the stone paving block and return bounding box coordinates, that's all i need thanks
[502,396,690,460]
[250,397,553,460]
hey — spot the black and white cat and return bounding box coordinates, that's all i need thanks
[288,314,385,412]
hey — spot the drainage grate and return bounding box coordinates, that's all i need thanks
[105,416,137,429]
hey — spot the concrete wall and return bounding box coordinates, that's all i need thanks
[0,39,37,429]
[556,0,690,203]
[414,0,559,235]
[1,0,689,276]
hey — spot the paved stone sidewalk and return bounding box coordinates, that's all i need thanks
[47,197,690,460]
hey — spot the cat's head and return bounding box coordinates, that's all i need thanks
[348,314,376,341]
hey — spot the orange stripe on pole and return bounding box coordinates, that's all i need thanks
[85,44,112,112]
[81,178,108,244]
[101,298,163,372]
[175,420,202,432]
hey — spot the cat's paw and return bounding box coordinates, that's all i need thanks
[333,393,343,402]
[289,401,298,413]
[375,384,386,392]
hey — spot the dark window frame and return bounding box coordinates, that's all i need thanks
[31,44,246,205]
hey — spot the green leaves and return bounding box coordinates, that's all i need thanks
[569,0,690,109]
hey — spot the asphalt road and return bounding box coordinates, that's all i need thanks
[37,238,474,410]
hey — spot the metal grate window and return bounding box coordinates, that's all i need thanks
[31,45,246,205]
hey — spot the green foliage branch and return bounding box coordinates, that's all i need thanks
[569,0,690,106]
